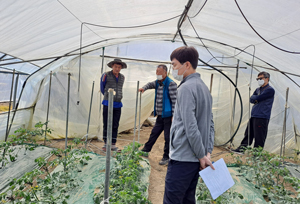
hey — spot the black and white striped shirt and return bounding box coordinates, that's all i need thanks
[142,79,177,116]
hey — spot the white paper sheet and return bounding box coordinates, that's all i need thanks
[199,158,235,200]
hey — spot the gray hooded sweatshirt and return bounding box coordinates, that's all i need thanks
[169,72,214,162]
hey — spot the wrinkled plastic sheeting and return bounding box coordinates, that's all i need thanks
[197,167,267,204]
[50,153,150,204]
[0,146,53,193]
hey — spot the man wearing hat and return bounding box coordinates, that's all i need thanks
[100,58,127,151]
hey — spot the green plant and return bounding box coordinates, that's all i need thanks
[231,147,300,203]
[94,142,151,204]
[0,122,51,167]
[0,137,91,203]
[196,178,244,204]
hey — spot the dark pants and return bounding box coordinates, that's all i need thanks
[163,160,200,204]
[142,115,172,159]
[102,105,121,144]
[240,117,269,148]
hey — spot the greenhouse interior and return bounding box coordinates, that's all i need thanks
[1,0,300,203]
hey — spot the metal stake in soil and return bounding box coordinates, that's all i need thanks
[98,47,105,140]
[64,73,71,171]
[280,87,289,160]
[1,69,15,168]
[138,91,142,143]
[104,88,114,204]
[230,60,239,138]
[132,81,139,150]
[85,81,95,149]
[45,71,53,146]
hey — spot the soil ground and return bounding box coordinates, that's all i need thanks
[41,125,237,204]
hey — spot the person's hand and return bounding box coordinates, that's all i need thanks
[199,156,215,170]
[139,88,145,93]
[206,152,211,161]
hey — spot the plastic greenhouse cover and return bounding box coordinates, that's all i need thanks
[0,0,300,155]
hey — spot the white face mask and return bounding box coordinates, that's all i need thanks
[156,75,163,80]
[172,63,186,81]
[257,79,264,87]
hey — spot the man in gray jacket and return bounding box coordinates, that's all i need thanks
[163,46,215,204]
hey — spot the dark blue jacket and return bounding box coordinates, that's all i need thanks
[154,77,173,118]
[250,84,275,119]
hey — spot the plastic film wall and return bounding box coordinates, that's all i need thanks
[32,54,157,140]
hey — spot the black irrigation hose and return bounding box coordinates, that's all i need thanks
[235,0,300,54]
[178,30,243,146]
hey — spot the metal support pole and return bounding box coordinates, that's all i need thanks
[104,88,114,204]
[13,73,19,109]
[248,61,255,147]
[1,69,15,168]
[85,81,95,149]
[132,81,139,150]
[5,69,15,134]
[280,87,289,159]
[209,74,214,93]
[231,60,240,136]
[44,71,52,146]
[64,73,71,171]
[138,92,142,143]
[98,47,105,139]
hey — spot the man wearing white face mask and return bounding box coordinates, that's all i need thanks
[233,71,275,154]
[164,46,215,204]
[139,65,177,165]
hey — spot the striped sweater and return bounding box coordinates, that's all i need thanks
[142,79,177,116]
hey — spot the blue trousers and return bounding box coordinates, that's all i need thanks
[163,160,200,204]
[102,105,121,144]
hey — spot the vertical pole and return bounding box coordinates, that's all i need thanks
[104,88,114,204]
[138,92,142,143]
[85,81,95,149]
[209,74,214,93]
[98,47,105,139]
[13,73,19,109]
[44,71,53,146]
[78,24,83,93]
[231,60,240,135]
[64,73,71,171]
[280,87,289,159]
[1,69,15,168]
[132,81,139,150]
[248,64,255,147]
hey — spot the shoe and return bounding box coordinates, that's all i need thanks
[102,144,121,152]
[102,144,107,152]
[232,146,245,155]
[111,144,121,152]
[159,158,169,165]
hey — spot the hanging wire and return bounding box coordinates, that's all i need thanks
[187,0,208,18]
[57,0,104,39]
[78,12,181,93]
[234,0,300,54]
[82,14,181,29]
[187,17,237,66]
